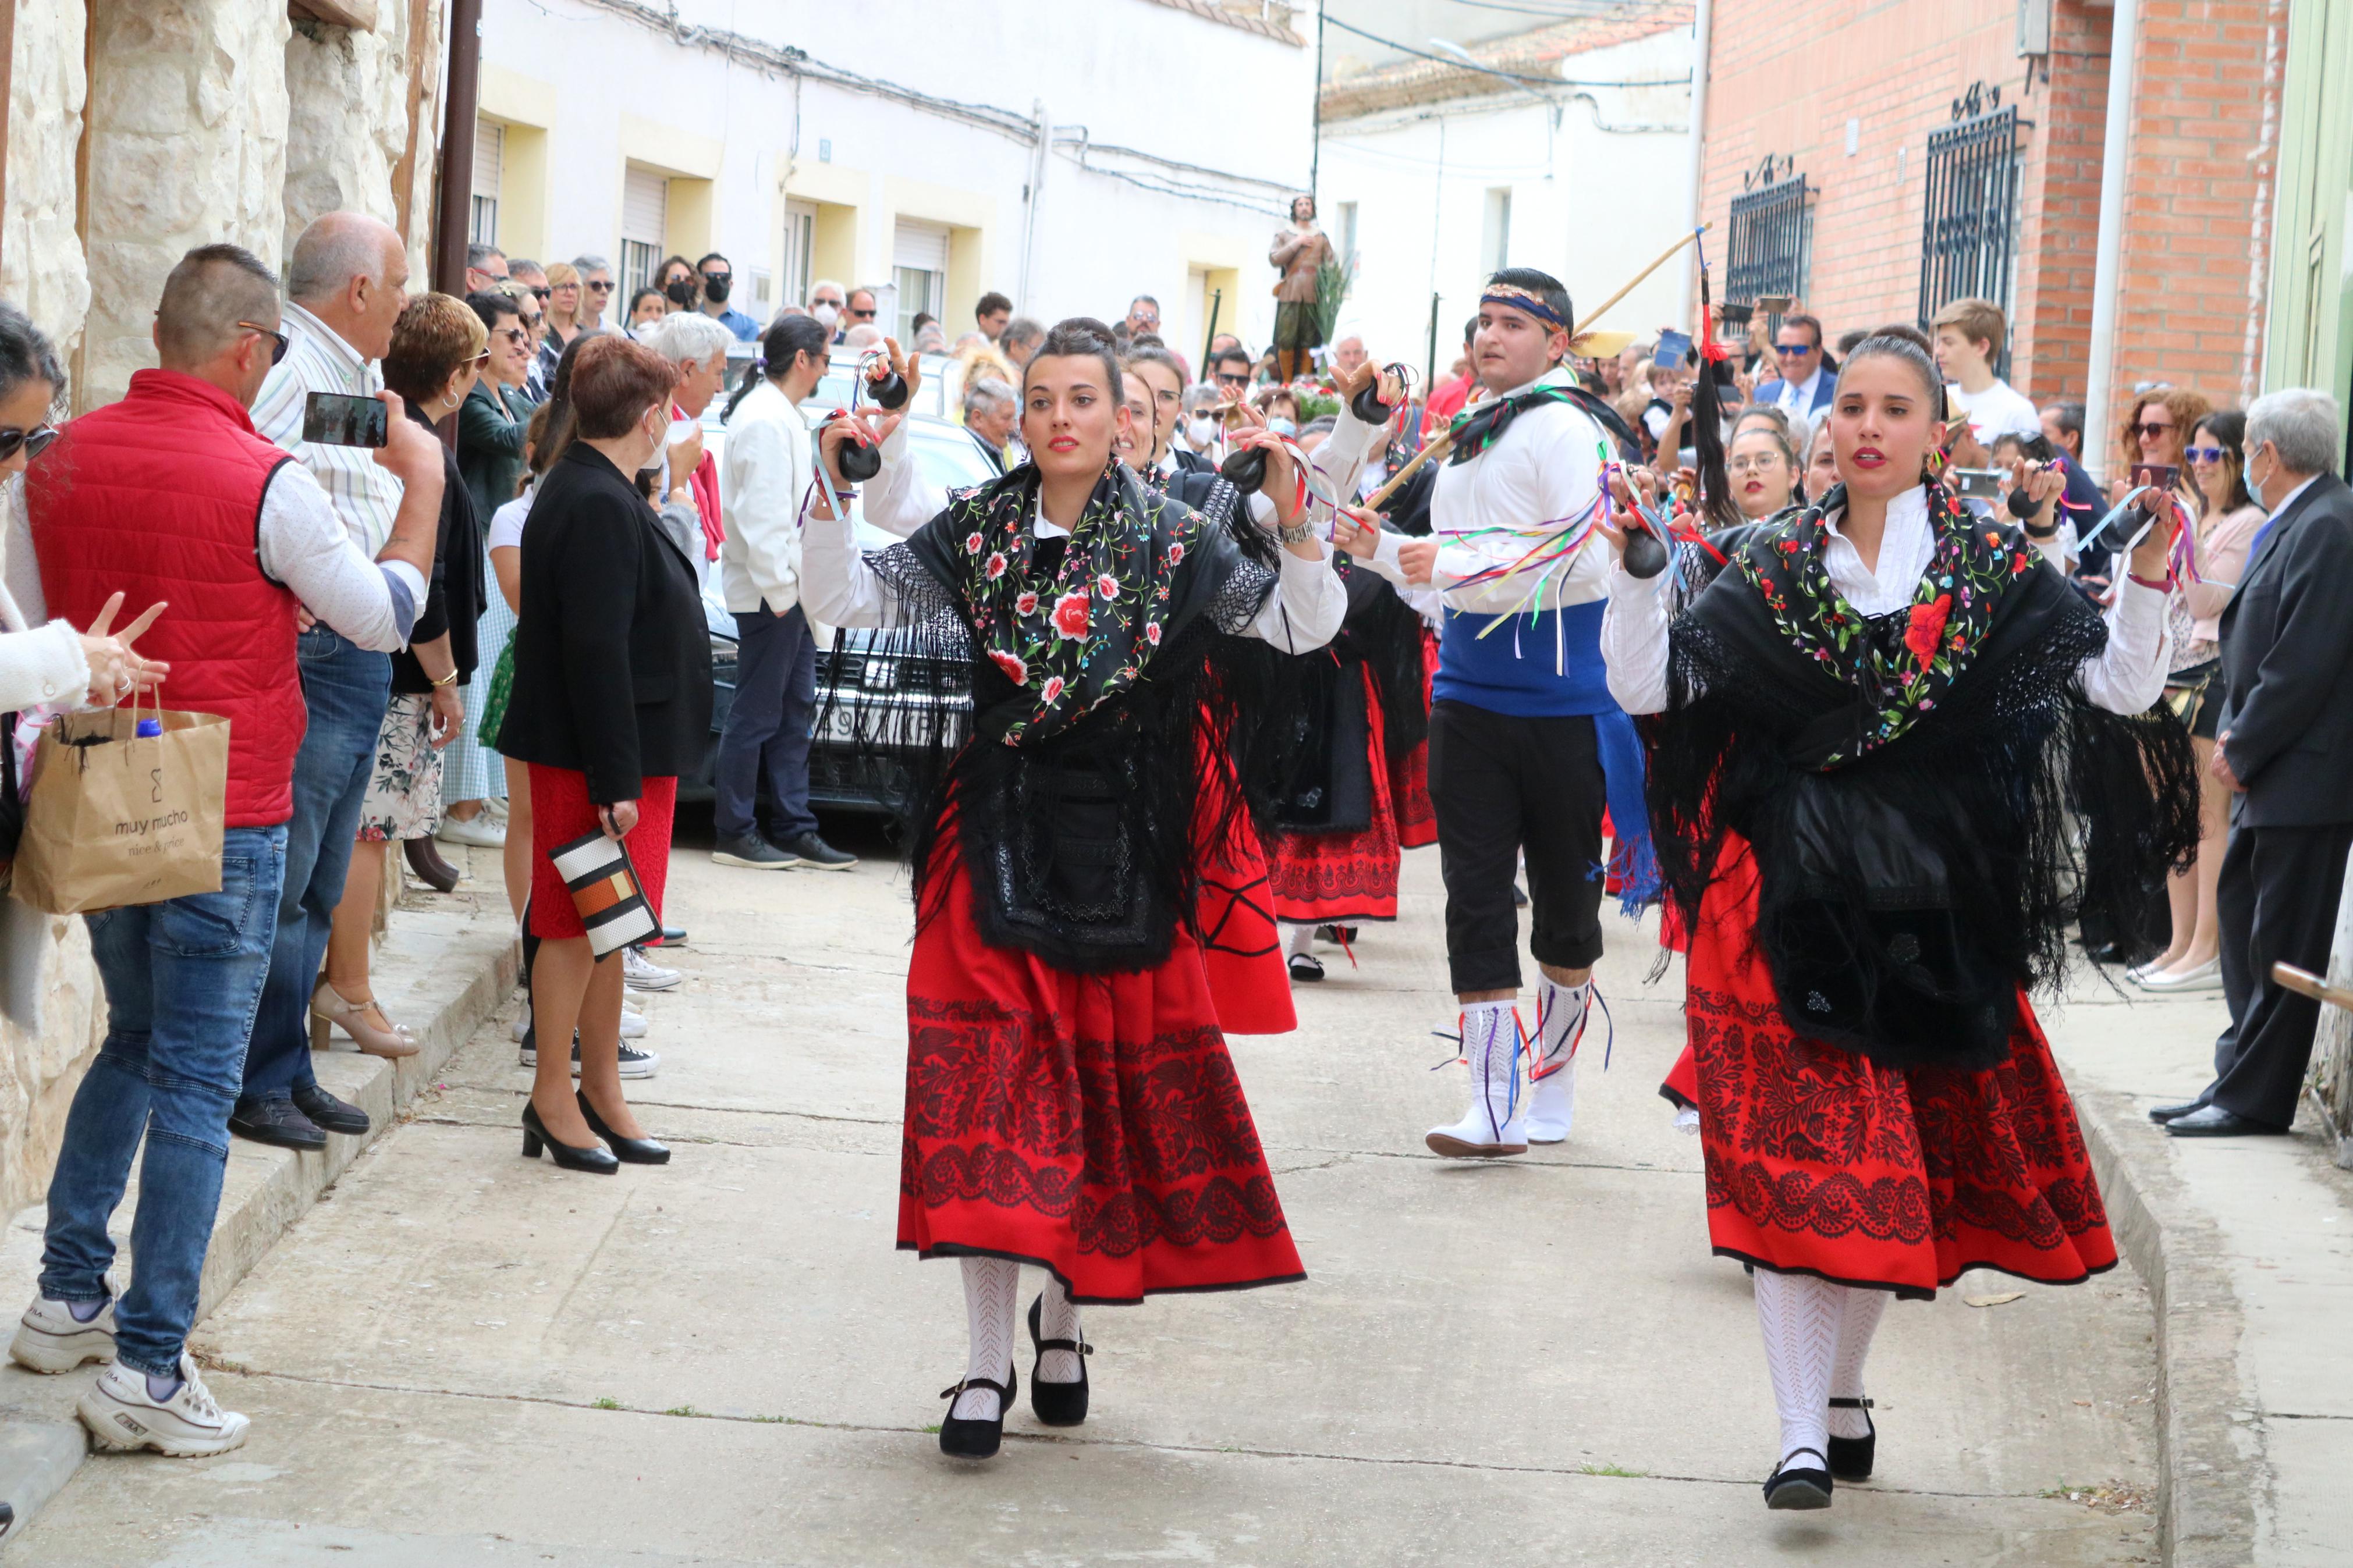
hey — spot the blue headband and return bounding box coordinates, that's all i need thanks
[1481,285,1569,332]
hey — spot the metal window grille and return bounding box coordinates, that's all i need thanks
[1918,88,2024,376]
[1726,163,1811,325]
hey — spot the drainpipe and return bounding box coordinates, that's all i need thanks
[1017,99,1048,314]
[432,0,485,298]
[1680,0,1711,331]
[2084,0,2142,486]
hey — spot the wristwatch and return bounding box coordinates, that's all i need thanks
[1276,517,1316,547]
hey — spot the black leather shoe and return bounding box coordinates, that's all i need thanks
[2148,1097,2209,1125]
[1287,952,1325,982]
[520,1101,618,1173]
[229,1098,326,1152]
[1826,1398,1875,1480]
[778,831,857,870]
[939,1365,1016,1460]
[1764,1447,1834,1509]
[1027,1295,1091,1427]
[403,836,461,894]
[577,1091,669,1165]
[292,1083,370,1137]
[2165,1104,2285,1137]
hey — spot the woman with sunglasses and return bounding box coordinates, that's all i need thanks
[0,303,166,713]
[2114,386,2212,520]
[310,295,490,1060]
[2134,409,2268,994]
[570,256,617,336]
[538,262,587,386]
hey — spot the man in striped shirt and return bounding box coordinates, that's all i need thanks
[232,212,421,1155]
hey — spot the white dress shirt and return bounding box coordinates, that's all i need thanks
[1600,483,2171,716]
[719,377,812,614]
[1774,365,1826,417]
[249,301,404,557]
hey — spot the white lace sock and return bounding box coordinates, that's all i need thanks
[952,1257,1020,1421]
[1829,1285,1889,1439]
[1036,1273,1085,1384]
[1284,922,1318,959]
[1460,1000,1520,1135]
[1752,1269,1841,1470]
[1534,976,1591,1069]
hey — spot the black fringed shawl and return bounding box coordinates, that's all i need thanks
[841,461,1297,975]
[1645,483,2202,1070]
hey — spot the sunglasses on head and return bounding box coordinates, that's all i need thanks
[237,321,291,365]
[2184,445,2226,463]
[0,425,57,463]
[2134,421,2174,439]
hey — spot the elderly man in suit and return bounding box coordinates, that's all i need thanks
[2153,388,2353,1137]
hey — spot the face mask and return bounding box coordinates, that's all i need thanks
[703,274,731,304]
[2245,453,2267,509]
[1268,417,1297,437]
[1187,416,1216,446]
[812,303,840,329]
[664,278,697,308]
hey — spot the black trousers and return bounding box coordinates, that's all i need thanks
[1427,699,1607,995]
[2210,818,2353,1128]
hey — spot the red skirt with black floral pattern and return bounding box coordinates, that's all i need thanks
[1662,833,2117,1299]
[897,848,1306,1304]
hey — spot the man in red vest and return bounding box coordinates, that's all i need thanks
[18,243,437,1457]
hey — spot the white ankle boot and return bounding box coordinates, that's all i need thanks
[1525,980,1590,1144]
[1526,1057,1576,1144]
[1426,1005,1525,1157]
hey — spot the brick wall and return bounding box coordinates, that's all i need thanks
[1699,0,2285,453]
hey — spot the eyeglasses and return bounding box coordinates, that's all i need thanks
[1726,455,1787,474]
[703,271,731,283]
[1774,343,1815,357]
[2134,421,2175,439]
[1216,371,1248,386]
[584,280,613,293]
[236,321,291,365]
[1131,314,1160,328]
[0,425,57,463]
[846,305,876,320]
[529,286,551,301]
[495,327,530,348]
[2184,445,2227,463]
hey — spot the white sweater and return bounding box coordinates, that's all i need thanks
[0,477,88,712]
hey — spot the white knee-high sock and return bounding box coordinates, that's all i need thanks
[1829,1285,1889,1439]
[953,1257,1020,1420]
[1752,1269,1842,1469]
[1284,922,1317,959]
[1459,1000,1520,1134]
[1037,1273,1085,1384]
[1534,976,1591,1071]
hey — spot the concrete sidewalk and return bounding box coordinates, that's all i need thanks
[6,832,2170,1565]
[2043,968,2353,1568]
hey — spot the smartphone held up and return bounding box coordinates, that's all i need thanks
[302,390,388,449]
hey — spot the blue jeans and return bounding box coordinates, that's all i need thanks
[715,602,818,841]
[242,628,390,1104]
[39,826,287,1377]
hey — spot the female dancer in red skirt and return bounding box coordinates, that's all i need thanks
[1597,328,2199,1508]
[803,319,1344,1460]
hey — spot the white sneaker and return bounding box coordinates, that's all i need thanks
[435,814,507,849]
[623,948,682,992]
[78,1354,249,1457]
[1525,1059,1576,1144]
[10,1290,116,1374]
[512,1005,644,1042]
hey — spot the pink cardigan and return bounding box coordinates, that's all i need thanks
[2182,502,2265,643]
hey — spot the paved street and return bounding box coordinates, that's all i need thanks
[16,817,2161,1566]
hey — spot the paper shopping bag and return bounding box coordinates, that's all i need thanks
[12,706,229,915]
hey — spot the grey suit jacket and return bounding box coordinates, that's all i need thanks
[2215,471,2353,827]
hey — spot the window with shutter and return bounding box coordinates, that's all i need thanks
[891,219,952,343]
[621,166,669,296]
[470,119,504,246]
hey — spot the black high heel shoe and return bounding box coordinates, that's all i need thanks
[1763,1446,1834,1510]
[577,1091,670,1165]
[521,1101,619,1174]
[1027,1295,1091,1427]
[1826,1397,1875,1480]
[938,1365,1017,1460]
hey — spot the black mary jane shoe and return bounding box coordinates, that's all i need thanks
[1027,1296,1092,1427]
[938,1366,1017,1460]
[1826,1398,1875,1480]
[1763,1446,1834,1510]
[1288,952,1325,982]
[520,1101,619,1174]
[577,1091,670,1165]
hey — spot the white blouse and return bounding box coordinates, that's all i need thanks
[1600,484,2171,717]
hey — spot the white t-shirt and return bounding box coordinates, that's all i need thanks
[487,489,533,554]
[1947,378,2042,443]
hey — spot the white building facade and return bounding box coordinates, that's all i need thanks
[473,0,1319,362]
[1315,27,1694,378]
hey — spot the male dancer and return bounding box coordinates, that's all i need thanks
[1372,268,1645,1156]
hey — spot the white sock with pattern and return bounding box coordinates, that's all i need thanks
[1527,977,1589,1141]
[1829,1285,1888,1439]
[1752,1268,1841,1471]
[1284,922,1317,959]
[952,1257,1020,1421]
[1037,1274,1085,1384]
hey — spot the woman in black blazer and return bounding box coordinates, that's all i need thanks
[496,333,712,1174]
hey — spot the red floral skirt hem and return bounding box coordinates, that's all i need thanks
[1270,665,1402,925]
[898,849,1305,1306]
[1679,835,2117,1300]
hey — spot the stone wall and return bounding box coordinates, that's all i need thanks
[286,2,443,278]
[2,1,93,354]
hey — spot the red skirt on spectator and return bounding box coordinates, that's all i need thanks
[527,765,676,941]
[897,846,1305,1305]
[1667,834,2117,1299]
[1269,664,1401,926]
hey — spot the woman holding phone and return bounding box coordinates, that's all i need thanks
[495,335,711,1174]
